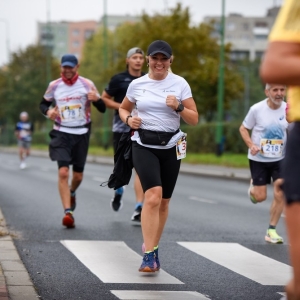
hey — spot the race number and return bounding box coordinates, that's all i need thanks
[176,134,187,160]
[260,138,284,158]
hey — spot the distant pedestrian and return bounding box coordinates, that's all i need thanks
[15,111,34,169]
[101,47,145,222]
[239,84,288,244]
[119,40,198,272]
[39,54,106,228]
[260,0,300,298]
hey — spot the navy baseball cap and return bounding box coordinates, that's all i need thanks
[147,40,172,58]
[61,54,78,67]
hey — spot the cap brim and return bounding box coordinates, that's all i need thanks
[149,51,171,58]
[61,62,76,67]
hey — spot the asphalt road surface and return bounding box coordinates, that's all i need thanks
[0,152,290,300]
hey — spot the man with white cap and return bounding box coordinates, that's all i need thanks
[101,47,145,221]
[15,111,34,169]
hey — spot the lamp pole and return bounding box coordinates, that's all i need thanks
[0,19,10,64]
[215,0,226,156]
[45,0,52,142]
[102,0,109,149]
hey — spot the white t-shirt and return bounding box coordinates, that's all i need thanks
[126,72,193,149]
[44,76,100,135]
[242,98,288,162]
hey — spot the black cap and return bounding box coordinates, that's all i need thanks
[61,54,78,67]
[147,40,172,58]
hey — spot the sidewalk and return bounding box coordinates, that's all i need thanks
[0,147,250,299]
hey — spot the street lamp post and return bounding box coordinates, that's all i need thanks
[102,0,109,149]
[215,0,226,156]
[0,19,10,64]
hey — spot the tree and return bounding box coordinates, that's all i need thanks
[80,3,244,122]
[0,45,60,127]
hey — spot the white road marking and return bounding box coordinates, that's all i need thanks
[111,291,210,299]
[189,196,217,204]
[178,242,292,286]
[92,176,106,182]
[61,240,183,284]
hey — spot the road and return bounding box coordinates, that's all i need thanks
[0,152,290,300]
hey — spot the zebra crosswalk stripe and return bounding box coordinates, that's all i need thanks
[111,291,210,300]
[61,240,183,284]
[178,242,292,286]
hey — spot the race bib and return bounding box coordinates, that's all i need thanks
[260,138,284,158]
[176,134,187,160]
[60,104,83,122]
[19,129,28,138]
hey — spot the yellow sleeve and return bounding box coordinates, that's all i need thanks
[269,0,300,42]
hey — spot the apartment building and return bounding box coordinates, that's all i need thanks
[204,7,280,61]
[37,15,139,62]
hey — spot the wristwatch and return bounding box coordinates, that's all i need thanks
[175,103,184,113]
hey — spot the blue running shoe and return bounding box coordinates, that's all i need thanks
[139,251,157,272]
[154,247,160,271]
[111,187,124,212]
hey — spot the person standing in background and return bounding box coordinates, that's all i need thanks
[260,0,300,298]
[101,47,145,222]
[39,54,105,229]
[15,111,34,169]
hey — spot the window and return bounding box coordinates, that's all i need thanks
[255,21,268,28]
[242,23,249,30]
[84,30,94,39]
[227,22,235,31]
[72,29,80,36]
[72,41,80,48]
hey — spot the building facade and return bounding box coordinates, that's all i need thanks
[37,15,140,63]
[204,7,280,61]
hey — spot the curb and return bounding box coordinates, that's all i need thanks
[0,209,40,300]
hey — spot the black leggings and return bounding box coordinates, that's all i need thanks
[132,142,181,199]
[282,121,300,204]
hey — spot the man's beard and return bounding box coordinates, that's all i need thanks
[270,94,284,106]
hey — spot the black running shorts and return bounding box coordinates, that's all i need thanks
[282,122,300,205]
[132,142,181,199]
[49,129,90,172]
[249,159,282,186]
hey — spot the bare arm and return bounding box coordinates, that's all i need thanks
[260,42,300,85]
[101,90,120,110]
[119,97,141,130]
[165,96,198,126]
[239,124,260,156]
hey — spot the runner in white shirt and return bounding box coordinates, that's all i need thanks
[239,84,288,244]
[119,40,198,272]
[39,54,105,229]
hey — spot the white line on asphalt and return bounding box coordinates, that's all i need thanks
[178,242,292,286]
[189,196,217,204]
[92,176,106,182]
[61,240,183,284]
[110,291,210,299]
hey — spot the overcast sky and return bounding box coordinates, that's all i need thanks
[0,0,283,66]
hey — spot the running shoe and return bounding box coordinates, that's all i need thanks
[142,243,160,271]
[265,229,284,244]
[131,205,142,222]
[62,212,75,228]
[154,247,160,271]
[20,162,26,170]
[139,251,157,272]
[70,191,76,211]
[247,180,257,204]
[111,187,124,212]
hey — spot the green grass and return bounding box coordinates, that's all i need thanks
[30,144,249,168]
